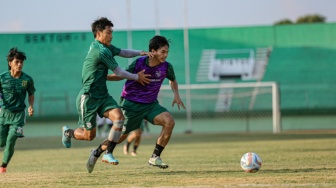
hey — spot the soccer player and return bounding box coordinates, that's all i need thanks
[87,35,185,172]
[123,120,148,157]
[61,17,153,172]
[0,48,36,174]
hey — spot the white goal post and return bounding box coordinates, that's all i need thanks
[159,82,281,134]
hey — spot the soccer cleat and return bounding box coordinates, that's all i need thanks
[62,126,71,148]
[131,151,137,157]
[86,149,99,173]
[0,167,6,173]
[102,153,119,165]
[123,144,129,155]
[148,156,169,169]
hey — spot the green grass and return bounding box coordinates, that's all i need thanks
[1,131,336,187]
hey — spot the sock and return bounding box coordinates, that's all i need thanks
[94,139,109,157]
[133,145,138,152]
[65,129,75,138]
[94,145,104,157]
[106,141,117,154]
[151,144,164,158]
[1,162,7,168]
[124,142,130,152]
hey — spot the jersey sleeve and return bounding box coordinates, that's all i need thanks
[27,77,36,96]
[99,48,119,70]
[166,62,176,81]
[109,45,122,56]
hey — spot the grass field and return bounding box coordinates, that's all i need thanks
[0,131,336,187]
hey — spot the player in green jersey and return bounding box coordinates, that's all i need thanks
[0,48,36,174]
[61,17,153,173]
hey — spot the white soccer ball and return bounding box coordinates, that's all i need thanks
[240,152,262,173]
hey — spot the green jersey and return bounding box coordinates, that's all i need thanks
[80,40,121,98]
[0,71,35,112]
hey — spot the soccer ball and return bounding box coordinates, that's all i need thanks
[240,152,262,173]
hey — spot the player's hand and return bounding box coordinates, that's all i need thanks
[140,51,154,58]
[172,98,186,110]
[136,69,151,86]
[28,106,34,116]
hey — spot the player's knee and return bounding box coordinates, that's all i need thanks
[109,113,124,121]
[164,119,175,129]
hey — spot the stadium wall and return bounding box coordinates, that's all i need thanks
[0,23,335,119]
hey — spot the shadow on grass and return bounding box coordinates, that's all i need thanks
[261,167,336,173]
[122,167,336,176]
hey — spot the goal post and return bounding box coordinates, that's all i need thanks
[159,82,281,134]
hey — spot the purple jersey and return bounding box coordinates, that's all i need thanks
[121,56,172,103]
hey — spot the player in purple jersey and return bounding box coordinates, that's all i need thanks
[87,35,185,171]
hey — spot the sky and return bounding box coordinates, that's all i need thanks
[0,0,335,33]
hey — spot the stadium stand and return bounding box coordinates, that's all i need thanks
[263,47,336,113]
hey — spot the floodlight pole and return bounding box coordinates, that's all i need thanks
[127,0,133,65]
[183,0,192,133]
[155,0,160,35]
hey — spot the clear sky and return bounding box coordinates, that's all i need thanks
[0,0,335,33]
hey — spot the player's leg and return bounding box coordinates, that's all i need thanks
[120,100,147,154]
[0,110,25,173]
[87,98,144,172]
[147,104,174,169]
[131,128,143,157]
[1,125,19,173]
[123,130,137,155]
[62,94,98,148]
[103,118,113,138]
[0,119,9,173]
[86,96,121,173]
[101,108,124,164]
[123,133,131,155]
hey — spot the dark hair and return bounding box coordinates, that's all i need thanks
[91,17,114,38]
[149,35,171,51]
[7,47,26,70]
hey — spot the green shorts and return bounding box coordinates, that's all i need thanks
[0,108,25,139]
[76,93,119,130]
[119,98,168,134]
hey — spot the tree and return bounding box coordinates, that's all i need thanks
[274,14,326,25]
[296,14,326,23]
[274,19,293,25]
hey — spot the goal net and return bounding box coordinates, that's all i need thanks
[158,82,281,133]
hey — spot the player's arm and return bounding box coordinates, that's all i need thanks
[107,59,150,84]
[107,73,124,81]
[109,66,150,86]
[28,94,34,116]
[169,80,186,110]
[103,47,150,85]
[166,63,185,110]
[118,49,154,58]
[27,78,36,117]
